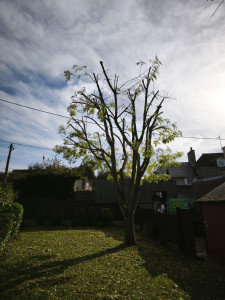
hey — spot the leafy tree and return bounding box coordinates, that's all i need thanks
[55,57,182,245]
[28,156,67,173]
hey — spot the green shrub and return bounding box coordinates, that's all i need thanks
[0,182,14,208]
[0,213,13,250]
[11,202,23,237]
[1,203,24,238]
[0,203,13,214]
[0,183,23,249]
[12,173,77,200]
[99,207,113,225]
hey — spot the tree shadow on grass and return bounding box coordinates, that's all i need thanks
[0,244,127,298]
[102,227,225,299]
[137,239,225,300]
[101,226,125,242]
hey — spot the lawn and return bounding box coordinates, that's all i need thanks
[0,227,225,299]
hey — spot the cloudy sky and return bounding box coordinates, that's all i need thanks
[0,0,225,172]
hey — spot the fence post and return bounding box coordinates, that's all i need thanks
[176,208,185,253]
[176,208,196,257]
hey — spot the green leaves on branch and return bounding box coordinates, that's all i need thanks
[72,65,87,73]
[64,65,87,82]
[143,148,183,183]
[136,56,162,84]
[143,172,171,184]
[64,70,71,82]
[153,119,182,145]
[156,147,183,169]
[136,60,146,66]
[67,104,77,117]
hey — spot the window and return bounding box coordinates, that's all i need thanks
[184,178,192,185]
[74,179,92,191]
[153,191,163,199]
[217,159,225,168]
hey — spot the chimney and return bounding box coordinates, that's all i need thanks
[222,146,225,159]
[187,147,196,168]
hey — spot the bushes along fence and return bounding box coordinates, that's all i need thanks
[0,182,23,250]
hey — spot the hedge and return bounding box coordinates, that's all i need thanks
[0,213,14,250]
[0,182,14,208]
[1,203,24,238]
[0,182,23,250]
[12,173,78,200]
[11,203,24,238]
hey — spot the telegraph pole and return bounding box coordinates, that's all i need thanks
[4,143,14,182]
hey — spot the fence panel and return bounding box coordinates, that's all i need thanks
[140,208,196,257]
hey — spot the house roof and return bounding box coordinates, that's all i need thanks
[198,182,225,202]
[157,162,197,178]
[196,153,224,167]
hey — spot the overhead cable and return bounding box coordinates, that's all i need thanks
[0,140,53,151]
[0,98,224,141]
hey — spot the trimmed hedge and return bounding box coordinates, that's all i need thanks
[1,203,24,238]
[0,182,23,250]
[12,172,78,200]
[11,203,23,237]
[0,182,14,208]
[0,213,14,250]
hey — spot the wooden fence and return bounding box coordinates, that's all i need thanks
[137,208,196,257]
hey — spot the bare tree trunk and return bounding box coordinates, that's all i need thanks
[115,183,138,246]
[124,210,136,245]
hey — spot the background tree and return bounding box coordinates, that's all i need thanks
[55,57,182,245]
[28,156,66,173]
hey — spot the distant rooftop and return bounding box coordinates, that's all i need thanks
[196,153,225,167]
[157,162,197,178]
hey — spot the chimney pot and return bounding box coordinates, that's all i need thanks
[187,147,196,168]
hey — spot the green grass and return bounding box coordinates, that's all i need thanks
[0,227,225,299]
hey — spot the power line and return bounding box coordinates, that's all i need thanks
[0,98,69,119]
[0,134,224,154]
[0,102,61,136]
[0,97,224,141]
[0,97,97,125]
[178,136,225,141]
[0,140,53,151]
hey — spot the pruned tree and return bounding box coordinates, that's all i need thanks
[55,57,182,245]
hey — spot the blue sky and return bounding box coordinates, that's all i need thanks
[0,0,225,171]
